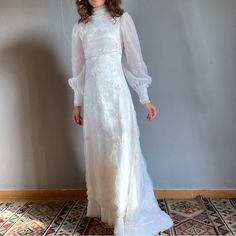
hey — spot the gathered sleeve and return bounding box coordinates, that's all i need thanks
[120,12,152,104]
[68,23,86,107]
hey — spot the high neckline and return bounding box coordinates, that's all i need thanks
[92,4,107,17]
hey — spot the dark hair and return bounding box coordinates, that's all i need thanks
[75,0,124,23]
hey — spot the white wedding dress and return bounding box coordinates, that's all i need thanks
[68,5,173,235]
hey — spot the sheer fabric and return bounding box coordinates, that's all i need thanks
[68,5,173,235]
[68,23,86,106]
[68,11,152,105]
[120,12,152,104]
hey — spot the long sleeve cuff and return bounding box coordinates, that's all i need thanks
[74,91,83,107]
[137,87,151,104]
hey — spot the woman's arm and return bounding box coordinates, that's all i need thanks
[120,12,152,105]
[68,23,86,107]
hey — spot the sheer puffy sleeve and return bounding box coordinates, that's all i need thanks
[68,23,86,107]
[120,12,152,104]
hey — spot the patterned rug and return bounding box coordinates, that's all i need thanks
[0,195,235,235]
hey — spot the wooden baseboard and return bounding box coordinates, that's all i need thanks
[0,189,235,201]
[154,189,236,199]
[0,189,87,201]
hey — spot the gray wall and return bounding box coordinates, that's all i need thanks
[0,0,235,190]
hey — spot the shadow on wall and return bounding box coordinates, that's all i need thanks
[0,35,84,189]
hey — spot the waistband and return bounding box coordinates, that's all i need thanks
[85,50,122,60]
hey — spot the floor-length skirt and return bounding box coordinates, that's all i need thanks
[82,52,173,235]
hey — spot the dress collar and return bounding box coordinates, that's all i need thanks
[92,4,108,17]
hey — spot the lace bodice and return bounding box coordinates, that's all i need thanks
[68,5,152,105]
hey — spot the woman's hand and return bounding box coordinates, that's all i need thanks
[144,102,157,121]
[72,106,83,126]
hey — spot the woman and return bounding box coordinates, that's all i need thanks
[68,0,173,235]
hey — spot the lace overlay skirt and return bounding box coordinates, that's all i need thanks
[83,52,173,235]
